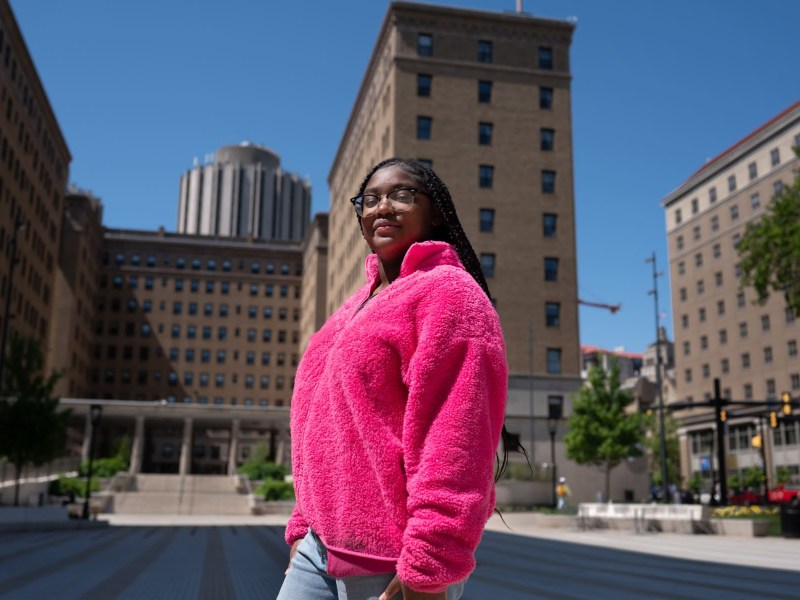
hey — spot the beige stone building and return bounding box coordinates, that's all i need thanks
[0,0,70,381]
[662,100,800,487]
[299,213,328,354]
[316,2,647,503]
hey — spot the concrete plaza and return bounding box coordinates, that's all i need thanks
[0,513,798,599]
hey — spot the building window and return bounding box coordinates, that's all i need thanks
[744,383,753,399]
[766,378,776,396]
[544,257,559,281]
[699,307,706,322]
[737,291,746,308]
[710,215,719,231]
[676,235,684,250]
[479,209,495,232]
[542,170,556,194]
[674,209,682,225]
[679,288,687,302]
[478,122,493,145]
[715,272,723,286]
[730,205,739,221]
[678,261,685,275]
[694,252,702,267]
[685,369,692,383]
[709,187,717,203]
[545,302,560,327]
[546,348,562,373]
[681,314,689,329]
[539,86,553,109]
[480,254,495,278]
[477,39,493,63]
[774,180,784,195]
[543,213,557,237]
[417,33,433,56]
[771,148,780,167]
[728,174,737,192]
[717,300,725,315]
[692,226,701,241]
[540,128,554,151]
[789,340,798,357]
[479,165,494,188]
[691,198,698,214]
[748,161,758,180]
[719,329,727,344]
[538,46,553,69]
[764,346,774,363]
[417,73,431,97]
[478,80,492,103]
[761,315,771,331]
[683,341,690,356]
[416,116,432,140]
[696,280,704,295]
[739,322,748,338]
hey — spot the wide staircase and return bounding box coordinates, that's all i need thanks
[112,474,251,515]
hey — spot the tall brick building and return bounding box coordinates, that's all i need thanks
[322,2,582,464]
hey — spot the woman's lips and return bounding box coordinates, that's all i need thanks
[373,220,398,235]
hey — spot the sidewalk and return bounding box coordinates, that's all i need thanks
[484,511,800,573]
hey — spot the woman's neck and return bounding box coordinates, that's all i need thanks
[378,259,401,286]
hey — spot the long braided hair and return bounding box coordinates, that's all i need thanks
[353,157,528,480]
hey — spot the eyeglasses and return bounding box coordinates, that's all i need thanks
[349,188,428,217]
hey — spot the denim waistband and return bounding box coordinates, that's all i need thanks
[308,528,328,563]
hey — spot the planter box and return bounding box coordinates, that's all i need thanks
[710,518,770,537]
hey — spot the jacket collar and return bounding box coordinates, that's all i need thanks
[364,241,463,287]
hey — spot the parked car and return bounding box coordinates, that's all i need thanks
[729,488,761,506]
[768,484,800,503]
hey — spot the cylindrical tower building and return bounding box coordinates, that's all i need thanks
[178,142,311,241]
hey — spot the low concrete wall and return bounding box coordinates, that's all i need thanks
[710,518,770,537]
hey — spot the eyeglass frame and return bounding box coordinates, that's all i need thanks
[349,187,430,217]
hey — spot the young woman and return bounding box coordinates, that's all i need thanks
[277,159,509,600]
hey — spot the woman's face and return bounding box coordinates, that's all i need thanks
[360,164,439,266]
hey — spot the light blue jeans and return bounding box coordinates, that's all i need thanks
[276,531,466,600]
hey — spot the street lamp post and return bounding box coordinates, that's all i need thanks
[0,217,25,393]
[646,252,670,503]
[82,404,103,520]
[547,395,564,509]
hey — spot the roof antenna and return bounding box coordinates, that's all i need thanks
[516,0,523,13]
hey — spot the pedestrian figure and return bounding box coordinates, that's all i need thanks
[556,477,572,510]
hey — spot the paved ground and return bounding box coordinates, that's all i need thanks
[0,513,798,599]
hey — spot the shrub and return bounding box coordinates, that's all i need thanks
[255,479,295,501]
[239,459,287,482]
[50,475,100,499]
[79,456,128,478]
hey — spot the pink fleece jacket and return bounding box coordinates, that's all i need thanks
[285,241,507,593]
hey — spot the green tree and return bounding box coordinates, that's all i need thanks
[0,335,68,505]
[564,362,643,502]
[738,147,800,314]
[640,410,680,488]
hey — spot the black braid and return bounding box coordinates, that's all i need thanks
[353,158,527,481]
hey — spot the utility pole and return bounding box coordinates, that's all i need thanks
[713,378,728,505]
[646,252,669,503]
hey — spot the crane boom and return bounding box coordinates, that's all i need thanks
[578,299,621,314]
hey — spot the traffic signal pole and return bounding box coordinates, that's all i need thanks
[713,378,728,505]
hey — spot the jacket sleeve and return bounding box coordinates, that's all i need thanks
[396,273,508,593]
[285,503,309,545]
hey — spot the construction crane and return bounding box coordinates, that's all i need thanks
[578,298,621,314]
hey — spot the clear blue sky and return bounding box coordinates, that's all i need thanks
[10,0,800,354]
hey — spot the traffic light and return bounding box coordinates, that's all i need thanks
[770,411,778,428]
[752,434,762,448]
[781,391,792,416]
[720,409,727,422]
